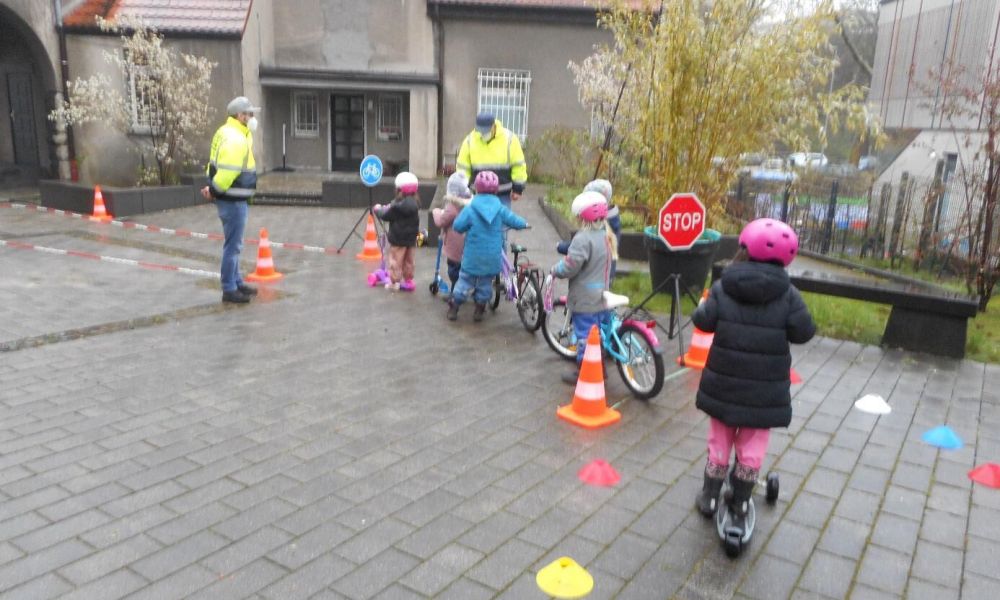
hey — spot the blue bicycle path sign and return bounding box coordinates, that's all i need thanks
[359,155,383,187]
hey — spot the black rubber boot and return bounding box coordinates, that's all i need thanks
[473,303,486,322]
[727,465,758,534]
[696,463,727,517]
[447,301,460,321]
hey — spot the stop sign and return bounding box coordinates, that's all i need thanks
[658,193,706,250]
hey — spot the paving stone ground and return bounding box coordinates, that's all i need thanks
[1,186,998,599]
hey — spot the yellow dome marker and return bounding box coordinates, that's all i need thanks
[536,557,594,599]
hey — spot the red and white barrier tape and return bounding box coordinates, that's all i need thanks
[0,202,339,254]
[0,239,220,279]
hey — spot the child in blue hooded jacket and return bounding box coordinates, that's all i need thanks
[447,171,528,322]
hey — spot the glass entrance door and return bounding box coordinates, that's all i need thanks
[330,94,364,171]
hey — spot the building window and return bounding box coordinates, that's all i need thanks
[293,91,319,138]
[126,55,162,134]
[477,68,531,141]
[377,94,403,141]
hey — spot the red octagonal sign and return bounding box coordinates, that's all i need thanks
[658,193,706,250]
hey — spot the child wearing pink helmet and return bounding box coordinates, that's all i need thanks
[448,170,528,322]
[550,191,616,383]
[692,218,816,535]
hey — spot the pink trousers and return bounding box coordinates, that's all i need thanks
[707,418,770,470]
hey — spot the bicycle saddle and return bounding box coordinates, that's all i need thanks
[603,291,630,309]
[510,243,527,254]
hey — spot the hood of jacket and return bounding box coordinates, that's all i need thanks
[444,193,471,207]
[721,260,790,304]
[469,194,501,223]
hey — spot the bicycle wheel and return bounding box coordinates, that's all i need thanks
[490,275,502,311]
[541,298,577,361]
[517,271,543,332]
[615,323,665,400]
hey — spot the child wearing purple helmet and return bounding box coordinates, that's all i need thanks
[692,218,816,537]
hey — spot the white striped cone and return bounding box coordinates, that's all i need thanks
[557,324,621,429]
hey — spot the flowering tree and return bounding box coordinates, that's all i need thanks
[570,0,879,223]
[49,17,216,186]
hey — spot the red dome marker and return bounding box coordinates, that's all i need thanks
[578,459,620,487]
[968,463,1000,489]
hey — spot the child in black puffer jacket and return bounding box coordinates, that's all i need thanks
[373,172,421,291]
[692,218,816,534]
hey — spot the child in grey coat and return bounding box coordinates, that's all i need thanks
[550,191,615,384]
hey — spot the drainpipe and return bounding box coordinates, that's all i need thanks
[433,3,443,175]
[53,0,77,176]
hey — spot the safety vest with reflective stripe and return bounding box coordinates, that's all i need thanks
[456,120,527,196]
[206,116,257,200]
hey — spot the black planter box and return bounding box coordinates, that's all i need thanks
[644,226,721,297]
[617,231,646,261]
[716,234,740,261]
[39,180,199,218]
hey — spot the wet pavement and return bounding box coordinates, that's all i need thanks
[1,186,998,599]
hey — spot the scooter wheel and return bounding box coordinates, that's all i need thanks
[724,529,743,558]
[429,281,438,295]
[765,472,779,504]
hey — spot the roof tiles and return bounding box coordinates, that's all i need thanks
[63,0,251,36]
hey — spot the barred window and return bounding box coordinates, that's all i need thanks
[126,55,162,134]
[293,91,319,137]
[477,68,531,141]
[377,94,403,141]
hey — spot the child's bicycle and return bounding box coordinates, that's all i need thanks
[541,284,665,400]
[490,242,544,332]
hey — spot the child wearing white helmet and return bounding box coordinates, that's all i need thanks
[550,190,614,384]
[373,172,421,291]
[432,171,473,301]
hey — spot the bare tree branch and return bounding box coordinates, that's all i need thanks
[835,13,873,79]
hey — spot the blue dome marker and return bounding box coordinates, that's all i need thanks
[922,426,963,450]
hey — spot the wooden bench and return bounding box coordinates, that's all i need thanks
[711,262,979,358]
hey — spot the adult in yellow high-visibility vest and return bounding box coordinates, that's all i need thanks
[200,96,259,304]
[456,112,527,209]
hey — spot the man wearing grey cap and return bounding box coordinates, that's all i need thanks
[456,112,527,210]
[200,96,260,303]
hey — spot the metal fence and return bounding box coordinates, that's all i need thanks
[732,171,994,271]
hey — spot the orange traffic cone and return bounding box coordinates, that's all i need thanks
[557,325,621,429]
[245,228,283,282]
[90,185,112,222]
[679,289,713,369]
[356,213,381,261]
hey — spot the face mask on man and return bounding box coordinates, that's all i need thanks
[480,129,493,143]
[247,117,259,133]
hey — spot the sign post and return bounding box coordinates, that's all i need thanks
[658,193,706,251]
[337,155,384,252]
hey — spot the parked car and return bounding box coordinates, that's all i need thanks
[788,152,828,168]
[858,155,880,171]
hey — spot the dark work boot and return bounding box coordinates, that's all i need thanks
[237,283,257,296]
[695,462,727,517]
[222,289,250,304]
[447,301,460,321]
[727,465,758,534]
[473,303,486,322]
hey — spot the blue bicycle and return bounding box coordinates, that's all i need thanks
[541,284,665,399]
